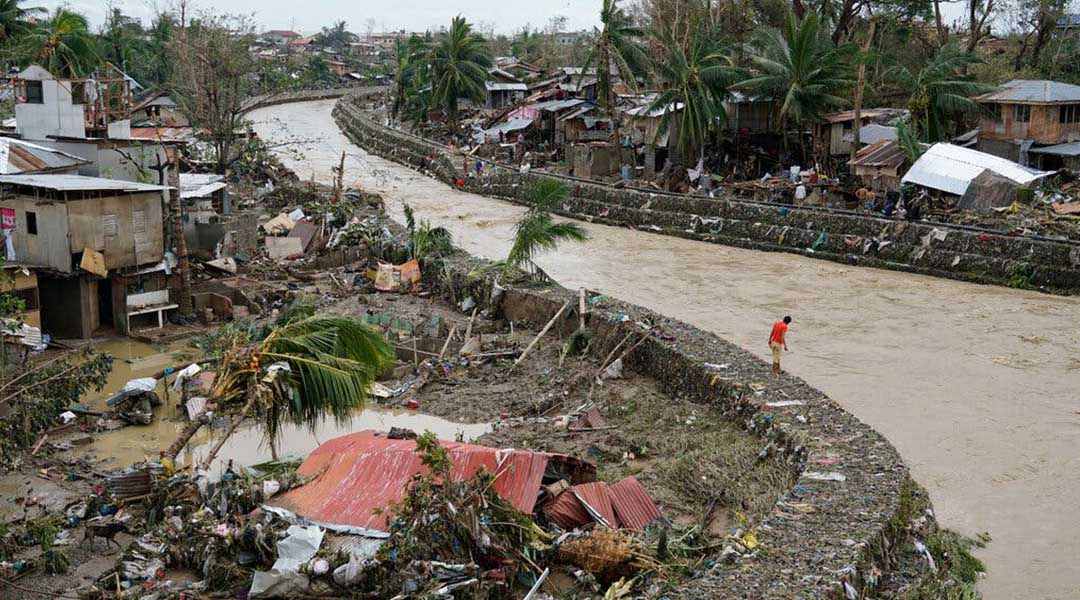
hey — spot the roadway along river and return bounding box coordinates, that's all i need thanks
[251,99,1080,600]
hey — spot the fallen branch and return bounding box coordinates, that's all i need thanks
[511,299,572,373]
[438,325,457,360]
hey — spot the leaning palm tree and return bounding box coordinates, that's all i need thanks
[17,8,97,77]
[164,315,394,466]
[580,0,648,120]
[0,0,44,41]
[736,11,852,157]
[428,16,492,132]
[892,44,995,143]
[502,180,589,279]
[645,27,741,174]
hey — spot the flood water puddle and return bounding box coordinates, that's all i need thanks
[75,338,490,476]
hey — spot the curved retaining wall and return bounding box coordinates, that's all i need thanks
[334,95,1080,294]
[339,97,935,598]
[427,250,914,599]
[242,86,386,113]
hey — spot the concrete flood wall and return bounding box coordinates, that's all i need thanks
[425,254,913,599]
[334,95,1080,294]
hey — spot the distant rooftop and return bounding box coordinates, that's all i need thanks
[976,79,1080,104]
[0,138,88,175]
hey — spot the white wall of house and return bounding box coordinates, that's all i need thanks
[15,77,85,141]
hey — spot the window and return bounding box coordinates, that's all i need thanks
[987,103,1001,121]
[1014,104,1031,123]
[24,80,43,104]
[71,81,86,104]
[101,214,118,238]
[25,211,36,235]
[1060,104,1080,124]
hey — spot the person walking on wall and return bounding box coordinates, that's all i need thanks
[769,316,791,375]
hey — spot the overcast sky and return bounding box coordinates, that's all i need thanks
[40,0,603,35]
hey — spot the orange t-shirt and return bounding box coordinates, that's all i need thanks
[770,321,788,345]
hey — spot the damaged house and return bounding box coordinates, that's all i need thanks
[975,79,1080,170]
[0,174,174,338]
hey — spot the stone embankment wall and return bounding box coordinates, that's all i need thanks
[242,86,385,113]
[339,97,931,597]
[426,251,915,599]
[334,94,1080,294]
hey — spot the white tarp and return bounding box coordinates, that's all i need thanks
[901,143,1051,196]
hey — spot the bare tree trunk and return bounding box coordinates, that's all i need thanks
[199,392,258,470]
[164,403,213,461]
[850,20,877,164]
[167,148,193,316]
[966,0,994,54]
[933,0,947,44]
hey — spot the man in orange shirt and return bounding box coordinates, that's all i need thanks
[769,316,791,375]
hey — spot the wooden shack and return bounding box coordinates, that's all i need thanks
[0,174,172,338]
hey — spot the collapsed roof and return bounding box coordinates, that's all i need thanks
[901,143,1052,196]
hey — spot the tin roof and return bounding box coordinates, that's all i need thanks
[901,143,1051,195]
[1027,141,1080,156]
[485,82,527,92]
[975,79,1080,104]
[820,109,888,123]
[610,477,662,530]
[849,139,906,169]
[0,174,170,193]
[544,477,660,531]
[0,138,88,174]
[265,431,573,535]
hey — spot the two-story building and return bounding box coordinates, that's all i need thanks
[975,79,1080,169]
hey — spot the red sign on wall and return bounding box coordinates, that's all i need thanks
[1,208,14,230]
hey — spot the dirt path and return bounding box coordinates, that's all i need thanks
[251,99,1080,600]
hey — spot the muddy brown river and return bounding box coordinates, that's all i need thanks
[250,99,1080,600]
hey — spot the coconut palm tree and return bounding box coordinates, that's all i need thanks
[17,8,97,77]
[0,0,44,41]
[428,16,492,132]
[644,27,740,170]
[892,43,995,142]
[736,11,852,157]
[502,180,589,279]
[392,35,430,120]
[580,0,648,119]
[164,315,394,465]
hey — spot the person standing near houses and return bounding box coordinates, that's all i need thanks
[769,316,791,375]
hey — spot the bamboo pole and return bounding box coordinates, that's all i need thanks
[511,299,571,373]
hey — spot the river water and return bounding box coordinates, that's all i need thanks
[250,99,1080,600]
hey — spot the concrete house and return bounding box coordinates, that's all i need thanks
[975,79,1080,169]
[0,174,173,338]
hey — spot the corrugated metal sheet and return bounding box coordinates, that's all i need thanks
[265,431,560,534]
[975,79,1080,104]
[0,174,170,193]
[901,143,1051,196]
[544,486,594,529]
[610,477,661,530]
[1028,141,1080,156]
[849,139,905,169]
[571,482,616,528]
[485,82,527,92]
[0,138,87,174]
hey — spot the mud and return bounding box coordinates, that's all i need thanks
[249,98,1080,600]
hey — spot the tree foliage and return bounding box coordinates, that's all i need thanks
[429,16,493,129]
[892,43,996,142]
[581,0,648,118]
[15,7,97,77]
[503,180,589,278]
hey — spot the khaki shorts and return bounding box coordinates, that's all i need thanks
[769,341,783,363]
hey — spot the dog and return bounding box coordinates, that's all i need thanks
[81,519,127,550]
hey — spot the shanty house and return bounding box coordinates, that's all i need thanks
[0,175,173,338]
[901,143,1051,209]
[816,109,902,156]
[848,139,907,192]
[975,79,1080,167]
[722,92,776,133]
[131,92,189,127]
[485,68,527,109]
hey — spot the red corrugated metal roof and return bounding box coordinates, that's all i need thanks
[610,477,661,530]
[266,431,560,534]
[544,477,660,531]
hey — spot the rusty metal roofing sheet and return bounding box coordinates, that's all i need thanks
[571,482,617,528]
[0,138,88,174]
[265,431,557,534]
[544,486,593,529]
[849,139,906,169]
[610,477,661,530]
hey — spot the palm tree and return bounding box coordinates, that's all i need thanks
[164,315,394,465]
[644,27,740,170]
[892,44,995,142]
[737,11,852,158]
[17,8,97,77]
[580,0,648,120]
[502,180,589,279]
[0,0,44,41]
[429,16,492,132]
[392,35,430,120]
